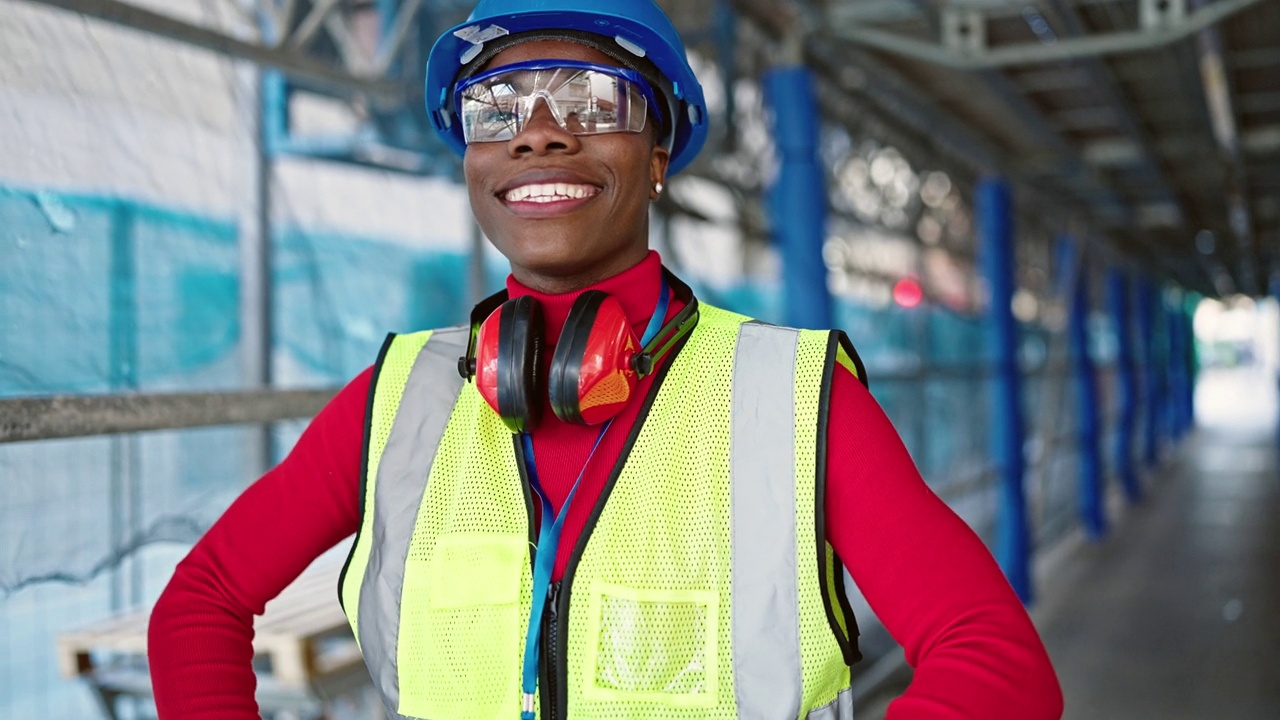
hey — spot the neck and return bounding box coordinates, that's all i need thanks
[508,246,652,295]
[507,251,667,347]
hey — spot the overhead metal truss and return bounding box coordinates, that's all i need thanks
[830,0,1265,70]
[15,0,479,174]
[807,0,1280,295]
[17,0,404,102]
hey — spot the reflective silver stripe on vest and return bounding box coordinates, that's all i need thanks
[358,327,469,718]
[807,687,854,720]
[731,322,804,720]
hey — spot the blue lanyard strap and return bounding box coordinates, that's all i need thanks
[640,275,671,354]
[518,276,671,719]
[519,425,606,718]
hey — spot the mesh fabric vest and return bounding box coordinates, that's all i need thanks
[339,304,860,720]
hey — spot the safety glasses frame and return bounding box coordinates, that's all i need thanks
[453,59,664,144]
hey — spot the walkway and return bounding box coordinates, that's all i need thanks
[856,365,1280,718]
[1034,365,1280,719]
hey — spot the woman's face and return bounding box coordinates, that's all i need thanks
[463,40,670,293]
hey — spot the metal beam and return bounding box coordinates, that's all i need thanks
[1039,0,1188,226]
[1190,0,1257,294]
[0,390,337,444]
[15,0,405,104]
[833,0,1265,69]
[286,0,342,51]
[1231,46,1280,70]
[372,0,426,75]
[1239,92,1280,116]
[1083,125,1280,166]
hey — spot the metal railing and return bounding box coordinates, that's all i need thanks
[0,389,337,444]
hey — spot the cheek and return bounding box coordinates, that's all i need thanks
[462,154,482,192]
[607,144,656,196]
[463,154,498,204]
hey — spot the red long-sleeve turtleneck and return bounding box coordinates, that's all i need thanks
[148,251,1061,719]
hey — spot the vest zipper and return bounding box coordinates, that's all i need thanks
[546,329,695,720]
[541,581,562,720]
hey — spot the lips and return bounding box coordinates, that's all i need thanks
[504,182,600,203]
[497,169,603,216]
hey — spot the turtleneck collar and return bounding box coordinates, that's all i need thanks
[506,250,668,348]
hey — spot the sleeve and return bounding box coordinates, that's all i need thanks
[824,365,1063,719]
[147,366,373,719]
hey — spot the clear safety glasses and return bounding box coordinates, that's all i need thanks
[454,60,662,144]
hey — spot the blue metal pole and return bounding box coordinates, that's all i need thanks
[1274,278,1280,451]
[108,202,137,613]
[764,65,832,329]
[979,178,1031,604]
[1184,298,1197,431]
[715,0,739,150]
[1168,303,1189,438]
[1137,279,1159,468]
[1062,239,1106,538]
[109,203,138,394]
[1152,291,1169,450]
[1107,269,1142,503]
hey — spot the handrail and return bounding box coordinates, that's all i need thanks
[0,389,337,444]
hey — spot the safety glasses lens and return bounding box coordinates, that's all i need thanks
[459,65,650,144]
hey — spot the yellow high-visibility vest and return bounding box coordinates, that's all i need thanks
[340,303,861,720]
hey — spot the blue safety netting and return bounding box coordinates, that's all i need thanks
[0,185,487,718]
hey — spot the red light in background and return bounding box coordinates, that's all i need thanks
[893,277,924,308]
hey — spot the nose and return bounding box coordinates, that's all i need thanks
[507,97,581,157]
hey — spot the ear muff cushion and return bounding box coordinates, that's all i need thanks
[549,291,606,424]
[496,296,544,433]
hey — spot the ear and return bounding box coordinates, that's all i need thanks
[649,144,671,201]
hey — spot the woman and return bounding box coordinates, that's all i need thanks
[148,1,1064,718]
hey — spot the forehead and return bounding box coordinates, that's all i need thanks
[484,38,622,71]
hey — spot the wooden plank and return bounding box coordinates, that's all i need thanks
[55,559,359,689]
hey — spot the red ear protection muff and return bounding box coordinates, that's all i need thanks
[549,291,642,426]
[472,295,544,434]
[459,271,700,433]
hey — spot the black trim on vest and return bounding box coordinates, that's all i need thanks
[338,331,397,612]
[836,330,869,390]
[548,325,696,720]
[830,544,862,665]
[816,330,862,666]
[512,433,539,563]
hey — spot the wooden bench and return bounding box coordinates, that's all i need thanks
[56,560,374,719]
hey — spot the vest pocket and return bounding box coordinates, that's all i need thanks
[398,534,526,720]
[583,581,720,708]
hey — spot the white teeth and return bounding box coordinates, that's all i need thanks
[504,183,597,202]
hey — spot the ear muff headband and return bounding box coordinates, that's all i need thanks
[459,288,511,380]
[632,270,698,374]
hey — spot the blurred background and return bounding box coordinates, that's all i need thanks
[1,0,1278,718]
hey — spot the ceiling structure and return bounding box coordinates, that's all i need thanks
[733,0,1280,297]
[15,0,1280,298]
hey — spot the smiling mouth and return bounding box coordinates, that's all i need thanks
[502,182,601,204]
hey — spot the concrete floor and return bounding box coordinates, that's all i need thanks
[857,366,1280,718]
[1035,366,1280,719]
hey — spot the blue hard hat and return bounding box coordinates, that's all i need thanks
[425,0,708,175]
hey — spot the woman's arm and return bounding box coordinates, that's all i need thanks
[825,367,1063,719]
[147,367,372,719]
